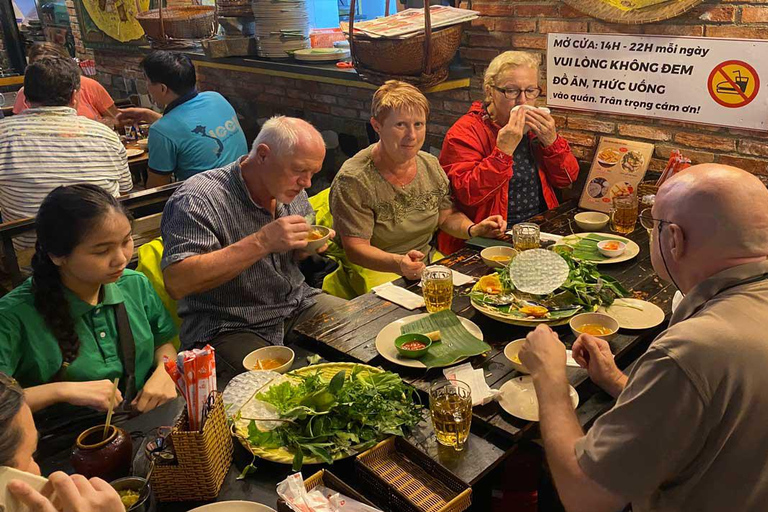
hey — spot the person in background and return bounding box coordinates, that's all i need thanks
[13,43,119,126]
[161,116,345,376]
[519,164,768,512]
[0,185,178,415]
[0,55,132,250]
[0,372,125,512]
[438,51,579,255]
[328,80,505,296]
[116,51,248,189]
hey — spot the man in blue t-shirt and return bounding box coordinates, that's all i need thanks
[117,51,248,188]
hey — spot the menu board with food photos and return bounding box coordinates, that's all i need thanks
[579,137,654,213]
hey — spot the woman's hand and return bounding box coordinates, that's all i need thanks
[471,215,507,239]
[63,380,124,411]
[132,365,177,413]
[525,109,558,148]
[398,250,426,280]
[8,472,124,512]
[496,107,526,156]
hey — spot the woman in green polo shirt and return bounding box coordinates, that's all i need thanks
[0,184,178,414]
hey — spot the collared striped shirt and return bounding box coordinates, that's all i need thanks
[0,106,132,249]
[160,160,321,348]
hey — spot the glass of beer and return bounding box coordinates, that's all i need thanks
[422,265,453,313]
[610,194,639,234]
[512,223,541,251]
[430,380,472,451]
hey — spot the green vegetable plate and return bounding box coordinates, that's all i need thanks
[233,362,421,469]
[557,233,640,264]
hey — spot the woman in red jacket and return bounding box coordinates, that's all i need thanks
[438,51,580,255]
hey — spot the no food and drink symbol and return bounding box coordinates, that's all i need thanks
[707,60,760,108]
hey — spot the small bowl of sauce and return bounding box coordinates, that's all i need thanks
[569,312,619,341]
[394,333,433,359]
[242,346,295,373]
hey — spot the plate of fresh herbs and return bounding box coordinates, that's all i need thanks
[231,363,423,470]
[469,252,631,326]
[557,232,640,264]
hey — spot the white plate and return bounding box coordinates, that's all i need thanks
[599,298,665,330]
[188,501,276,512]
[375,313,483,369]
[125,148,144,158]
[498,375,579,422]
[559,233,640,265]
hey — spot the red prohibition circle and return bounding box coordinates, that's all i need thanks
[707,60,760,109]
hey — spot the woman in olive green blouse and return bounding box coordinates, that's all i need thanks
[0,185,178,413]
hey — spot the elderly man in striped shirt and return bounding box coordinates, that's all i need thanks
[0,55,132,249]
[161,116,346,376]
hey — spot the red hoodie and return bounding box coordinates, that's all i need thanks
[437,101,580,255]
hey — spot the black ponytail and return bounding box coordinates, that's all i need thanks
[31,184,129,368]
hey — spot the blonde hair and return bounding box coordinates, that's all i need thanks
[483,51,540,103]
[370,80,430,122]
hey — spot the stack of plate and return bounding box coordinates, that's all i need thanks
[252,0,310,58]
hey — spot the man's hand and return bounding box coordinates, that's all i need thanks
[519,324,567,380]
[8,472,124,512]
[131,365,177,412]
[398,250,426,280]
[526,109,558,148]
[116,107,162,127]
[497,107,526,155]
[571,334,626,398]
[471,215,507,239]
[256,215,310,254]
[64,381,124,411]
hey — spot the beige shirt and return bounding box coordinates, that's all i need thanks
[329,144,453,256]
[575,259,768,512]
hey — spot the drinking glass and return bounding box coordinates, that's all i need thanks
[512,223,540,251]
[430,380,472,451]
[610,194,639,234]
[422,266,453,313]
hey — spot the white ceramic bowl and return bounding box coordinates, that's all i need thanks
[242,346,295,373]
[136,138,149,150]
[574,212,609,231]
[305,225,331,253]
[480,246,519,269]
[189,502,276,512]
[503,338,529,374]
[597,239,627,258]
[569,312,619,341]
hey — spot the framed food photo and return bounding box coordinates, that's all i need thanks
[579,137,654,213]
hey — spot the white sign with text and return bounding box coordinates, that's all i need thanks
[546,33,768,131]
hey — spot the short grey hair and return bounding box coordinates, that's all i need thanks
[251,115,302,157]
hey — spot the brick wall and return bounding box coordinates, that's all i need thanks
[88,0,768,183]
[459,0,768,177]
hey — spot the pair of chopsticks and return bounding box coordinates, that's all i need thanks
[102,378,120,441]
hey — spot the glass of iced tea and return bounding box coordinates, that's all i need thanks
[512,223,540,251]
[610,194,638,234]
[422,265,453,313]
[430,380,472,451]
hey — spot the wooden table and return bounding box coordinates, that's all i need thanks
[295,201,675,441]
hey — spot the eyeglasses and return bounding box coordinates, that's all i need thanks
[639,208,672,232]
[493,86,542,100]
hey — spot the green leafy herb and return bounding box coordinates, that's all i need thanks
[564,234,626,261]
[246,366,423,470]
[557,252,630,309]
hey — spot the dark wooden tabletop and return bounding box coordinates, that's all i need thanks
[295,201,675,441]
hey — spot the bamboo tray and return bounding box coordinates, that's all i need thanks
[356,437,472,512]
[276,470,378,512]
[233,362,385,466]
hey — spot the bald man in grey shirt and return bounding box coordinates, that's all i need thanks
[519,164,768,512]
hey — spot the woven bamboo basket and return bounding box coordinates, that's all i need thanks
[149,392,233,502]
[355,437,472,512]
[136,5,217,41]
[348,0,464,88]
